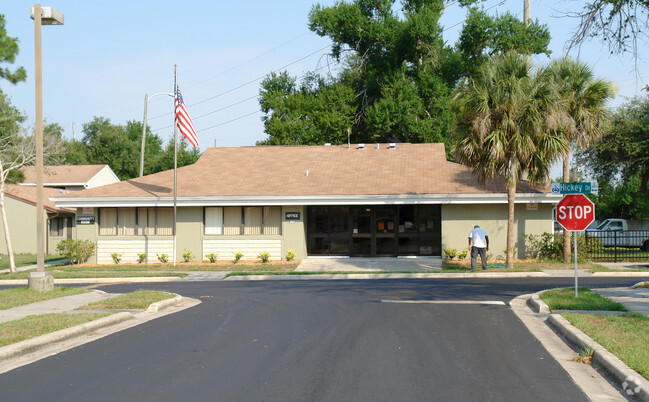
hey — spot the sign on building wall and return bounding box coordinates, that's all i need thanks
[76,216,95,225]
[285,212,301,220]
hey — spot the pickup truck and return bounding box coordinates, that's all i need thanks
[585,219,649,250]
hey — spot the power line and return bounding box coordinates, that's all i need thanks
[146,44,332,123]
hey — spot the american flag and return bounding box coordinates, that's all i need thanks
[175,86,198,149]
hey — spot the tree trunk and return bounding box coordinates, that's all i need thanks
[0,189,17,274]
[506,184,516,269]
[562,153,571,262]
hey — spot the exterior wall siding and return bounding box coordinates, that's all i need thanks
[97,238,173,264]
[0,197,37,254]
[441,203,553,259]
[281,206,307,260]
[203,238,282,261]
[87,166,120,189]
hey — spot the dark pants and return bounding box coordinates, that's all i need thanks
[471,246,487,270]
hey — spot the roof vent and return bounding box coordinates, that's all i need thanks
[358,143,365,150]
[376,143,380,149]
[389,143,396,149]
[324,143,331,146]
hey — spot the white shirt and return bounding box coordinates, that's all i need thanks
[468,227,488,248]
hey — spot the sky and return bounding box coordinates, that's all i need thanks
[2,0,647,152]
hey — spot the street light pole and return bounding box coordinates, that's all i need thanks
[140,92,173,177]
[33,4,44,273]
[30,4,63,291]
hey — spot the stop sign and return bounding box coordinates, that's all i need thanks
[556,194,595,231]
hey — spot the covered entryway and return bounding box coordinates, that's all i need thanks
[307,205,441,257]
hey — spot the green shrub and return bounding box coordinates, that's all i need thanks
[233,251,243,264]
[56,239,96,264]
[157,253,169,263]
[205,252,218,263]
[182,250,193,263]
[137,253,147,264]
[258,251,270,263]
[457,247,469,260]
[111,252,122,264]
[444,247,457,260]
[523,232,589,261]
[285,249,296,261]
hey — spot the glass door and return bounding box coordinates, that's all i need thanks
[374,206,396,255]
[351,207,372,255]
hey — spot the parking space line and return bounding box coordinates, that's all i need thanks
[381,300,506,305]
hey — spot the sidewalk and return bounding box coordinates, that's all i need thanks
[0,291,118,324]
[0,259,68,275]
[592,285,649,315]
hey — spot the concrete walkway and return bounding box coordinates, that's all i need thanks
[0,259,68,275]
[0,291,117,324]
[593,285,649,314]
[296,256,443,272]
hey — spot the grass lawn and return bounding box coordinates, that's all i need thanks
[539,287,627,311]
[0,270,188,280]
[0,287,88,310]
[562,312,649,380]
[77,290,176,310]
[0,254,63,270]
[0,312,112,347]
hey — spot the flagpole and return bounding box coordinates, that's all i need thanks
[173,64,178,267]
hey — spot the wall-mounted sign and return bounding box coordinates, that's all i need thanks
[285,212,301,220]
[76,216,95,225]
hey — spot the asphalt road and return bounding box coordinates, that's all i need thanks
[1,277,646,401]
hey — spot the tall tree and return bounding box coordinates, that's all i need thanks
[0,14,26,85]
[563,1,649,64]
[453,52,567,268]
[543,57,613,261]
[582,94,649,208]
[66,117,179,180]
[0,91,64,273]
[259,0,552,148]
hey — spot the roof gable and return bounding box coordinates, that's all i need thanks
[20,165,116,186]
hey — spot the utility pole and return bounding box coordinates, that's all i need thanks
[524,0,530,26]
[72,121,76,141]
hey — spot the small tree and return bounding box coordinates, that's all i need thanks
[0,91,64,273]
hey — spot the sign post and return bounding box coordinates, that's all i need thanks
[556,194,596,297]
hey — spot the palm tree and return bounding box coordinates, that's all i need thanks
[454,52,567,268]
[543,58,614,262]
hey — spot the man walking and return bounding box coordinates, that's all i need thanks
[468,225,489,271]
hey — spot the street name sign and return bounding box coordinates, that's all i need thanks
[551,182,598,195]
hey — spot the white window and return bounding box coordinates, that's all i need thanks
[119,208,136,235]
[263,207,281,235]
[205,207,223,235]
[223,207,241,235]
[244,207,262,235]
[100,207,172,236]
[99,208,117,236]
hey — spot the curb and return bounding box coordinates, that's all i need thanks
[0,295,185,362]
[225,272,550,281]
[533,294,649,401]
[0,312,135,361]
[0,277,184,286]
[146,295,183,313]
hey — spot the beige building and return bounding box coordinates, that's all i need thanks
[0,165,120,255]
[52,144,560,264]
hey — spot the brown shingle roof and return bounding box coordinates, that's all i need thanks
[4,184,74,213]
[20,165,107,185]
[57,144,546,199]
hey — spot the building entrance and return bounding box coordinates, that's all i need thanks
[307,205,441,257]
